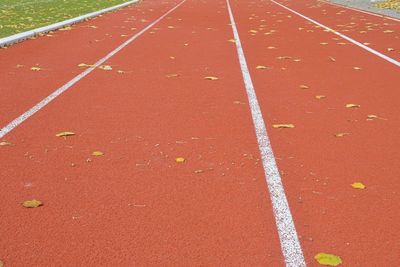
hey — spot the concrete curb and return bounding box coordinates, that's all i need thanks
[0,0,140,47]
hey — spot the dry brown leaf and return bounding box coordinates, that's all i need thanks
[272,124,295,128]
[0,141,13,146]
[22,199,43,208]
[334,133,349,137]
[204,76,219,80]
[56,131,75,137]
[345,104,360,108]
[256,65,270,70]
[99,65,112,71]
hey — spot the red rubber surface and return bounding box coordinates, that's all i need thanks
[0,0,399,266]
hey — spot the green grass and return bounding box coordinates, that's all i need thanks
[0,0,133,38]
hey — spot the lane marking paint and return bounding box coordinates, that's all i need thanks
[318,0,400,22]
[0,0,140,47]
[270,0,400,67]
[226,0,306,266]
[0,0,187,139]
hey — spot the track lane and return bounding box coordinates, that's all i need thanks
[0,0,285,265]
[271,0,400,61]
[0,0,180,127]
[231,0,400,265]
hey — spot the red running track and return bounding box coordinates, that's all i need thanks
[0,0,399,266]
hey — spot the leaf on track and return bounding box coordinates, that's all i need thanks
[315,95,326,99]
[256,65,270,70]
[204,76,219,81]
[320,42,329,45]
[353,67,362,70]
[166,73,179,78]
[30,67,42,71]
[22,199,43,208]
[175,157,186,163]
[227,39,236,43]
[78,63,95,68]
[272,124,295,128]
[248,29,258,33]
[267,46,276,49]
[92,151,104,156]
[345,104,360,109]
[387,48,395,51]
[351,182,366,189]
[0,140,13,146]
[99,65,112,71]
[299,85,309,89]
[383,30,394,33]
[334,133,349,138]
[314,253,342,266]
[56,131,75,137]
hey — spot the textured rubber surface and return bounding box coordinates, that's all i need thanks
[0,0,399,266]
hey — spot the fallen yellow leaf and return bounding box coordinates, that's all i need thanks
[204,76,219,80]
[315,95,326,99]
[22,199,43,208]
[351,182,366,189]
[30,67,41,71]
[56,131,75,137]
[314,253,342,266]
[78,63,94,68]
[175,157,186,163]
[227,39,236,43]
[299,85,309,89]
[249,29,258,33]
[92,151,104,156]
[256,65,269,69]
[345,104,360,108]
[383,30,394,33]
[272,124,295,128]
[353,67,362,70]
[320,42,329,45]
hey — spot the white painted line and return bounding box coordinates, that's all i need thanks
[0,0,139,47]
[226,0,306,266]
[318,0,400,22]
[0,0,187,139]
[271,0,400,67]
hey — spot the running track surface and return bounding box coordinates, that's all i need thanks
[0,0,399,266]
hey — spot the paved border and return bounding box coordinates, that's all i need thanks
[0,0,140,47]
[320,0,400,22]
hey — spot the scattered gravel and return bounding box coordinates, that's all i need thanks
[327,0,400,19]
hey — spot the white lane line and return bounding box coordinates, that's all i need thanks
[0,0,186,139]
[226,0,306,266]
[0,0,139,47]
[270,0,400,67]
[318,0,400,22]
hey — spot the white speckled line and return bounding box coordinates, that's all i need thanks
[270,0,400,67]
[318,0,400,22]
[0,0,187,139]
[0,0,139,47]
[226,0,306,266]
